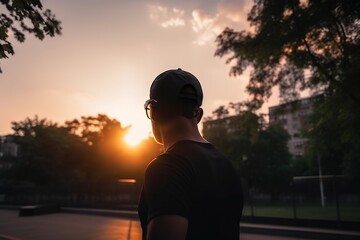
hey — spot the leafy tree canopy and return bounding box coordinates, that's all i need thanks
[5,114,161,189]
[9,115,86,186]
[0,0,62,72]
[215,0,360,180]
[65,114,129,147]
[215,0,360,108]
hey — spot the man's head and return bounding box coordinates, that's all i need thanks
[145,68,203,121]
[144,68,204,144]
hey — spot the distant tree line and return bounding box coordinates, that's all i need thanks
[0,114,161,195]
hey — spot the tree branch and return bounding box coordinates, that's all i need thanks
[302,37,360,105]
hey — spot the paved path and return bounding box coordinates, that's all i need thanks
[0,210,312,240]
[0,209,141,240]
[0,209,311,240]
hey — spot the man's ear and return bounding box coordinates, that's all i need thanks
[196,108,203,123]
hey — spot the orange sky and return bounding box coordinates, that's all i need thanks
[0,0,280,143]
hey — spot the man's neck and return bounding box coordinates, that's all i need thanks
[163,134,207,151]
[161,118,207,151]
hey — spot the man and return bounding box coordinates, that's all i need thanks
[138,68,243,240]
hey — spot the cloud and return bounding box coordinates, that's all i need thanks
[147,0,252,45]
[148,4,185,28]
[191,0,252,45]
[190,10,217,45]
[218,0,250,23]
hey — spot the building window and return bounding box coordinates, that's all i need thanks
[294,143,303,149]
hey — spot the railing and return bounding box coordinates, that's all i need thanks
[243,177,360,222]
[1,177,359,223]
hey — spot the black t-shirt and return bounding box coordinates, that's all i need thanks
[138,140,243,240]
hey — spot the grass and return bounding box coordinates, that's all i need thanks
[242,205,360,222]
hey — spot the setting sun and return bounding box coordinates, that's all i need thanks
[125,125,150,147]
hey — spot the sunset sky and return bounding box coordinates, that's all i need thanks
[0,0,280,144]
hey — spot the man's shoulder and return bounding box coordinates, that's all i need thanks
[143,148,195,197]
[145,151,193,177]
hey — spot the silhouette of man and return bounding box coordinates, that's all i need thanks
[138,68,243,240]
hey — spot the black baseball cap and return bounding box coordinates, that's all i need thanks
[150,68,203,106]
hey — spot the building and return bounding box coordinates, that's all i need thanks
[268,97,314,157]
[203,111,261,137]
[203,115,242,134]
[0,135,18,169]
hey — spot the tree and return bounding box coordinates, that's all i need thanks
[203,109,291,198]
[211,105,229,119]
[305,95,360,181]
[0,0,62,72]
[203,105,262,157]
[65,114,129,147]
[8,116,87,187]
[3,114,163,204]
[216,0,360,107]
[215,0,360,179]
[65,114,131,189]
[250,126,292,199]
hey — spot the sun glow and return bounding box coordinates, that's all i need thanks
[125,125,150,147]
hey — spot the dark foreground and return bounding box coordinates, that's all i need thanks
[0,209,314,240]
[0,209,141,240]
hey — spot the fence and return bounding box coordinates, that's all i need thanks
[243,176,360,222]
[1,177,359,223]
[0,179,142,210]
